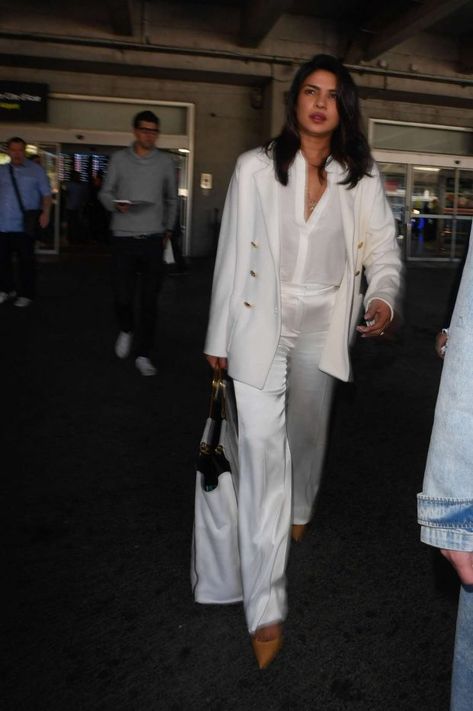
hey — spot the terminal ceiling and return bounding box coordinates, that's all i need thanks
[0,1,472,65]
[109,0,473,67]
[0,0,472,88]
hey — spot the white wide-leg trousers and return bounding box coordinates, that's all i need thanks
[233,284,336,633]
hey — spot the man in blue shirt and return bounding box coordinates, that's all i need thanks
[0,136,52,307]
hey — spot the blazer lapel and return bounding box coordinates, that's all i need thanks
[254,162,280,270]
[332,163,356,269]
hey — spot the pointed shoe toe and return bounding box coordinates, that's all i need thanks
[251,634,283,669]
[291,524,307,542]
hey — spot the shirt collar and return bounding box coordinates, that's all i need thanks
[325,155,336,173]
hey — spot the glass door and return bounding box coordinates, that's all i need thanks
[410,166,456,259]
[379,163,407,257]
[409,166,473,260]
[378,161,473,262]
[34,143,60,254]
[58,144,115,250]
[457,169,473,258]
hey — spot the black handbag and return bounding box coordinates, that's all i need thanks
[8,164,41,239]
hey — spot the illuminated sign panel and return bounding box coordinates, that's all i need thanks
[0,82,48,122]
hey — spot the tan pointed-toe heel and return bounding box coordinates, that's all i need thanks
[251,634,283,669]
[251,623,282,669]
[291,523,307,542]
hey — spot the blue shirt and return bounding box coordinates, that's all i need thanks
[0,160,51,233]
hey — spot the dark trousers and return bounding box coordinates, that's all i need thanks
[169,228,187,271]
[0,231,36,298]
[111,234,165,357]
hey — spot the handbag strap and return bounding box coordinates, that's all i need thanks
[219,379,228,420]
[209,366,229,421]
[8,164,26,215]
[209,367,221,419]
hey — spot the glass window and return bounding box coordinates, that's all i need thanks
[49,99,188,135]
[379,162,406,244]
[458,171,473,218]
[457,172,473,257]
[376,152,473,261]
[410,167,455,258]
[372,122,473,155]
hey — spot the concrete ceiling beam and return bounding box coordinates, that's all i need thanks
[362,0,471,62]
[106,0,133,36]
[345,0,469,64]
[459,40,473,73]
[239,0,294,47]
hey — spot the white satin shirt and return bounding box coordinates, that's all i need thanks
[279,152,346,287]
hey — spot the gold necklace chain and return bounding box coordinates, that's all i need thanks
[304,154,328,216]
[305,163,327,214]
[306,181,322,213]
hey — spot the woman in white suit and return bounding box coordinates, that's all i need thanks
[204,54,402,668]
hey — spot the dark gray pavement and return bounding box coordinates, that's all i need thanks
[1,251,462,710]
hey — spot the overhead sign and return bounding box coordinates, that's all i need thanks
[0,82,48,122]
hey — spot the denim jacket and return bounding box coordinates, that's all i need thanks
[417,225,473,552]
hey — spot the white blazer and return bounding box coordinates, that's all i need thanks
[205,148,402,389]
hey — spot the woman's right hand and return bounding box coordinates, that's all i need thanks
[205,354,228,370]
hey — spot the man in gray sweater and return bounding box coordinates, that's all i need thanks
[100,110,178,376]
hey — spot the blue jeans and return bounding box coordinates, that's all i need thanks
[451,586,473,711]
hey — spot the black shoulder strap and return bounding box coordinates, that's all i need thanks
[8,164,26,215]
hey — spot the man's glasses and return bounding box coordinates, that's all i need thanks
[136,127,159,134]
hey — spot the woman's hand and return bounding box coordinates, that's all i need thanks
[205,354,228,370]
[356,299,392,338]
[441,549,473,586]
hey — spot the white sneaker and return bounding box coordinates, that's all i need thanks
[115,331,133,358]
[14,297,32,308]
[135,356,157,376]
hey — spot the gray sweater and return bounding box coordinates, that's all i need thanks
[99,145,178,236]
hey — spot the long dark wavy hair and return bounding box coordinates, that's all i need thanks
[265,54,372,189]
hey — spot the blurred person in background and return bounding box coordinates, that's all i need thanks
[0,136,51,308]
[100,111,177,376]
[65,170,89,244]
[88,170,109,243]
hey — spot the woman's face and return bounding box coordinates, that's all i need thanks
[295,69,340,139]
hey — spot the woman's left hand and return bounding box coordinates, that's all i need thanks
[356,299,392,338]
